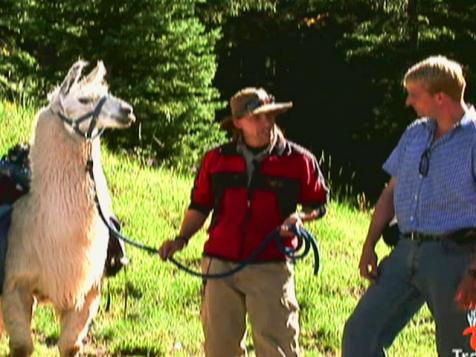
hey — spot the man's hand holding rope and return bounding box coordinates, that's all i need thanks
[280,210,320,237]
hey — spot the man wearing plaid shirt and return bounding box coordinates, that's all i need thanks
[343,55,476,356]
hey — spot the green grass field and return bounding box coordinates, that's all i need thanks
[0,100,436,356]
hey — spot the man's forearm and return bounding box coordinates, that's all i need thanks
[178,208,208,240]
[364,178,396,248]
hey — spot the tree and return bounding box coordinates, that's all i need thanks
[202,0,476,199]
[1,0,226,168]
[0,0,38,102]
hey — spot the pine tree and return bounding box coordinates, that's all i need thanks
[1,0,226,168]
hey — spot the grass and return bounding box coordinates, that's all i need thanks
[0,100,437,356]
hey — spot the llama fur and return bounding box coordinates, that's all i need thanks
[1,60,134,356]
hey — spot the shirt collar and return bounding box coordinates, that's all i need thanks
[459,105,476,127]
[236,128,287,158]
[424,104,476,136]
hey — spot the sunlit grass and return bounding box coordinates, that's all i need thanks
[0,100,436,356]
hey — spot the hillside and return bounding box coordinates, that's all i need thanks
[0,100,435,356]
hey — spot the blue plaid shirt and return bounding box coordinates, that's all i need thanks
[383,106,476,234]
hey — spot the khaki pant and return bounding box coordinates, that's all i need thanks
[200,257,300,357]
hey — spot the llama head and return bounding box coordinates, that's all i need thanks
[48,60,135,138]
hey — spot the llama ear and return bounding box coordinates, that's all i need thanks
[48,87,66,113]
[80,61,106,86]
[59,60,88,97]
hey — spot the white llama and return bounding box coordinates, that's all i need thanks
[2,60,135,357]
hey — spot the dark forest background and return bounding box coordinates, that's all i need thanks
[1,0,475,201]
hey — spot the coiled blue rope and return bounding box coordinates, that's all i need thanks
[89,161,321,279]
[168,224,320,279]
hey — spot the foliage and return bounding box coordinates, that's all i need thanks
[0,0,39,103]
[0,0,226,169]
[198,0,276,24]
[0,100,35,154]
[202,0,476,199]
[2,0,476,197]
[339,0,476,136]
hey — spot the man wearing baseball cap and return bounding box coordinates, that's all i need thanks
[159,87,329,356]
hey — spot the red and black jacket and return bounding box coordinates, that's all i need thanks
[190,137,329,262]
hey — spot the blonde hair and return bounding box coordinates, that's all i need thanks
[403,55,466,101]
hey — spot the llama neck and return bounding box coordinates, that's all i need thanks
[30,109,101,209]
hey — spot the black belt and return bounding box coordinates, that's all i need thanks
[402,228,476,243]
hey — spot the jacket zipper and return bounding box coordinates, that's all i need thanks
[240,158,261,260]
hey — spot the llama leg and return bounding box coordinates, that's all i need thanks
[58,285,101,357]
[2,287,34,357]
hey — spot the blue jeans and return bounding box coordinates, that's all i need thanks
[342,238,476,357]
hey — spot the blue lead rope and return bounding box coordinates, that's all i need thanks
[91,168,321,279]
[82,130,322,280]
[169,224,320,279]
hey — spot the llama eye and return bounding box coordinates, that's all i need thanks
[78,97,92,105]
